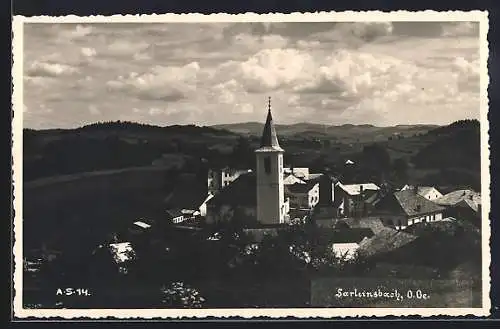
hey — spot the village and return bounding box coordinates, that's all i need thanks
[99,100,482,282]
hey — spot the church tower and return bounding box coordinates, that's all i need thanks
[255,97,285,225]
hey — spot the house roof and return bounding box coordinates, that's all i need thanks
[286,181,318,194]
[402,185,440,196]
[207,172,257,207]
[364,192,382,205]
[166,208,184,219]
[338,182,380,196]
[358,227,418,258]
[283,173,306,185]
[338,217,386,234]
[256,100,283,152]
[133,221,151,229]
[457,198,481,213]
[393,189,445,217]
[164,178,209,210]
[434,189,481,208]
[418,186,438,196]
[305,173,323,182]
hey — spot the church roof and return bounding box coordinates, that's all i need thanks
[207,172,257,207]
[256,98,284,152]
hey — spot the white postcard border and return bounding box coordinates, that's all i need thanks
[12,10,491,319]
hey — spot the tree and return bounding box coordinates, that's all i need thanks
[393,158,409,182]
[362,144,391,170]
[232,137,253,168]
[160,282,205,308]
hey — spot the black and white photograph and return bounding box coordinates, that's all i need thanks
[12,11,490,318]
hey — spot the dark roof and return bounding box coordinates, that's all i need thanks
[393,190,445,217]
[286,181,318,194]
[257,101,283,151]
[365,192,384,206]
[166,209,183,219]
[207,172,257,207]
[340,217,386,234]
[164,178,208,210]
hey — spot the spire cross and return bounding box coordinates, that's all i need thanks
[268,97,271,113]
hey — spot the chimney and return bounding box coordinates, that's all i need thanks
[360,185,364,196]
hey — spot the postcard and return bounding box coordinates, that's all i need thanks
[12,10,490,319]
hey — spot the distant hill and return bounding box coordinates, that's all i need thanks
[411,119,480,170]
[23,119,480,189]
[212,122,439,143]
[23,121,241,181]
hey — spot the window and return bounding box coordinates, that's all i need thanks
[264,156,271,174]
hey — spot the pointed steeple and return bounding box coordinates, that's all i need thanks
[259,97,282,150]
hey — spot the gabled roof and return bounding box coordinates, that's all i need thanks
[393,190,445,217]
[305,173,323,182]
[417,186,438,196]
[364,192,383,206]
[207,172,257,207]
[402,185,441,196]
[337,182,380,196]
[164,178,209,210]
[286,180,319,194]
[283,173,306,185]
[256,99,284,152]
[358,228,418,258]
[434,189,481,207]
[166,209,184,219]
[133,221,151,229]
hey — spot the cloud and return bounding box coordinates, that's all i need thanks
[26,61,79,77]
[88,105,101,115]
[106,40,150,57]
[57,24,93,41]
[219,48,314,93]
[22,22,481,128]
[441,22,479,37]
[81,47,97,57]
[231,33,289,50]
[106,62,201,101]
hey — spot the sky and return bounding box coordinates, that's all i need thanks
[22,21,481,129]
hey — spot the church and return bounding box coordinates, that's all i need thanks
[205,98,334,226]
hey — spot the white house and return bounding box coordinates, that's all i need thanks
[286,181,320,210]
[335,182,380,217]
[208,167,251,194]
[166,209,185,224]
[401,185,443,201]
